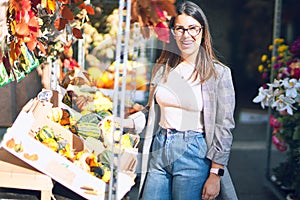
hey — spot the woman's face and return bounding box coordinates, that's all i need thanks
[173,14,203,59]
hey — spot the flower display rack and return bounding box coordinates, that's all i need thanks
[253,1,300,199]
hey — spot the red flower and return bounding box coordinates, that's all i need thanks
[269,115,282,129]
[152,1,166,21]
[63,58,80,71]
[272,135,287,152]
[154,22,170,43]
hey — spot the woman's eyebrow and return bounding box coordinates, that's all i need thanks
[174,24,199,27]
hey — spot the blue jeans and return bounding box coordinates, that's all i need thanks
[141,127,210,200]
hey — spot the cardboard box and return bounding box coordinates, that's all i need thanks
[0,148,54,200]
[1,98,137,200]
[1,99,106,199]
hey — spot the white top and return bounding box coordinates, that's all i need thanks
[155,62,204,132]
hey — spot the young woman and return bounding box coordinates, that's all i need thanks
[120,1,237,199]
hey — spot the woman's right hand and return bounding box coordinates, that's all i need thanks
[113,116,134,129]
[202,173,221,200]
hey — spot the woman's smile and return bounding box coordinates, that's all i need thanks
[180,40,195,49]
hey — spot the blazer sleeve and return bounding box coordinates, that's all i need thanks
[206,66,236,166]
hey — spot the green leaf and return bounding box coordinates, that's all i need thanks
[292,126,300,140]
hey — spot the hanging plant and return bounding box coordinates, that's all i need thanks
[53,0,94,39]
[9,0,41,56]
[0,0,95,87]
[131,0,177,43]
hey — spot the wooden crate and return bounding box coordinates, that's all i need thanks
[0,148,53,200]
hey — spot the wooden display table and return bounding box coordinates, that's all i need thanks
[0,148,54,200]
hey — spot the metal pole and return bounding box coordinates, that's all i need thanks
[49,57,58,91]
[108,0,124,196]
[116,1,131,199]
[77,0,90,70]
[77,40,85,70]
[109,0,131,199]
[265,0,282,180]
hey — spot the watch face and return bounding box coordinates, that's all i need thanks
[210,168,224,176]
[218,169,224,176]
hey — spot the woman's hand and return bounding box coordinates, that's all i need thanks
[202,173,221,200]
[113,117,134,129]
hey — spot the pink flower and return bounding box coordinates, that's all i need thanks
[269,115,282,129]
[152,1,166,21]
[154,22,170,43]
[262,72,269,79]
[289,36,300,57]
[291,68,300,79]
[279,110,289,116]
[289,61,300,79]
[275,143,288,152]
[63,58,80,71]
[272,135,287,152]
[273,62,283,69]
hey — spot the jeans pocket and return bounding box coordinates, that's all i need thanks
[195,135,208,158]
[150,131,164,153]
[185,134,207,159]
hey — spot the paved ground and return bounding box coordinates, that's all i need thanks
[0,108,288,200]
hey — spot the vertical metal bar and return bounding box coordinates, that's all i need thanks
[77,0,89,70]
[109,0,125,199]
[109,0,133,198]
[120,0,132,122]
[77,39,85,70]
[112,0,125,109]
[10,80,17,123]
[116,0,131,199]
[265,0,282,180]
[128,23,141,103]
[49,58,59,91]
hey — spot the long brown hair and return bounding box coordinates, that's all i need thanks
[155,1,218,83]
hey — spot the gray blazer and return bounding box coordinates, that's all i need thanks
[129,62,238,200]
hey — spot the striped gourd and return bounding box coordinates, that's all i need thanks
[35,126,55,142]
[42,138,59,152]
[75,122,101,139]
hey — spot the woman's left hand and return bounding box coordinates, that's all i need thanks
[202,173,221,200]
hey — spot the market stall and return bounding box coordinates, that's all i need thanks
[0,0,176,199]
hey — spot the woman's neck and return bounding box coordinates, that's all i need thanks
[181,53,197,66]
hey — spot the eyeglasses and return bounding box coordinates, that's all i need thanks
[171,25,202,37]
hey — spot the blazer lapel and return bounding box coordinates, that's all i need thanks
[202,78,216,147]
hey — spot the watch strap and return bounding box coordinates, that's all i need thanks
[210,168,224,176]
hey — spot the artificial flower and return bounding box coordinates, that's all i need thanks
[252,86,274,108]
[261,54,268,62]
[272,94,295,115]
[253,37,300,199]
[253,38,300,115]
[272,135,287,152]
[154,22,170,43]
[282,78,299,98]
[269,115,282,133]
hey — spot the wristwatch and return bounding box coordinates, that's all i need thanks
[210,168,224,176]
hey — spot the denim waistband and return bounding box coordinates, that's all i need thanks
[159,127,205,138]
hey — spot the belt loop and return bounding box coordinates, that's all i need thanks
[167,128,171,135]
